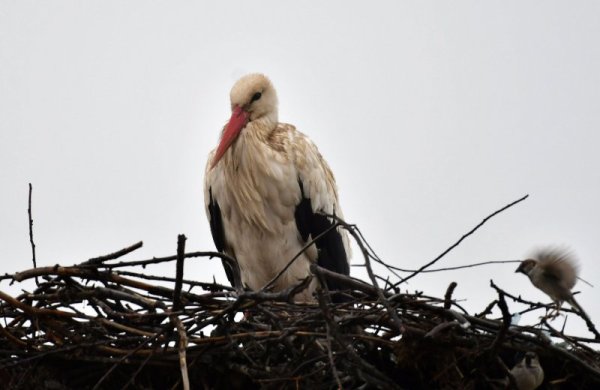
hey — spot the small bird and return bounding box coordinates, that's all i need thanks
[515,247,586,317]
[204,74,350,301]
[509,352,544,390]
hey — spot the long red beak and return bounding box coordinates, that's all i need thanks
[211,106,249,168]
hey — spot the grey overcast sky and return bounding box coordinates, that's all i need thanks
[1,1,599,337]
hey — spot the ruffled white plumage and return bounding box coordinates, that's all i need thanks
[204,74,349,301]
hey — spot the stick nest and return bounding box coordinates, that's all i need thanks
[2,206,600,389]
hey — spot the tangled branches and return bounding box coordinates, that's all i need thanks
[0,195,599,389]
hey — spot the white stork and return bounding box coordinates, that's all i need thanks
[204,73,350,301]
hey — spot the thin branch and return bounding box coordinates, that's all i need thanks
[84,241,144,265]
[27,183,38,286]
[313,276,342,389]
[173,235,186,311]
[332,216,404,333]
[487,285,511,355]
[172,315,190,390]
[356,259,522,273]
[393,194,529,287]
[444,282,457,310]
[569,297,600,340]
[261,222,340,292]
[114,270,234,291]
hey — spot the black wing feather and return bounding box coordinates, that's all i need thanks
[208,187,234,286]
[294,179,349,292]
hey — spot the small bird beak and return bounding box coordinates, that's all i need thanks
[515,263,524,273]
[211,106,249,168]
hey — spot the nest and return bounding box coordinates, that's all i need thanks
[1,196,600,389]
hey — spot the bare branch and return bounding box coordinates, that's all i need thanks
[393,194,528,287]
[84,241,144,265]
[27,183,38,285]
[173,235,186,311]
[365,259,522,273]
[444,282,457,310]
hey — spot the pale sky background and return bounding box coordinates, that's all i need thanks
[1,2,599,338]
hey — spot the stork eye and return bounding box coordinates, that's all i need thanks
[251,92,262,102]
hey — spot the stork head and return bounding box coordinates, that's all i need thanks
[211,73,278,168]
